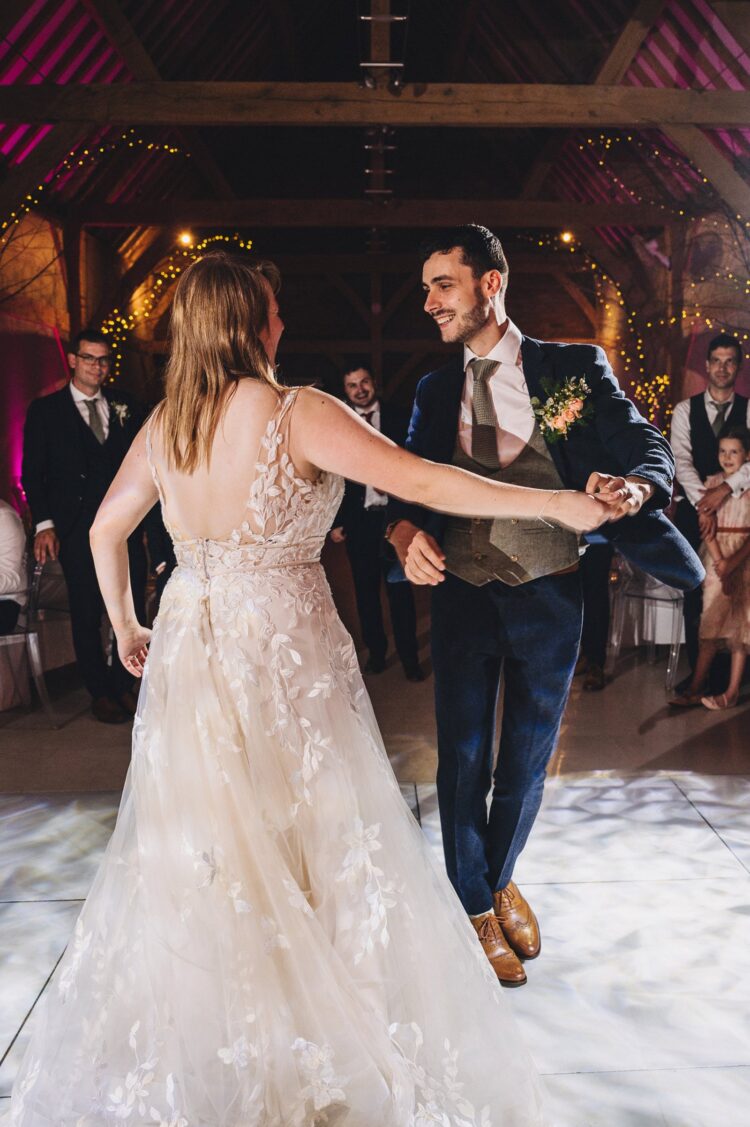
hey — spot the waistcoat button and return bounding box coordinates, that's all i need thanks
[473,552,486,562]
[510,554,519,562]
[511,518,518,525]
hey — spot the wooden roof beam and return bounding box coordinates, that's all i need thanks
[662,123,750,219]
[593,0,667,83]
[1,83,748,127]
[554,272,598,330]
[709,2,750,60]
[80,0,235,200]
[0,122,90,226]
[522,0,667,197]
[69,198,675,228]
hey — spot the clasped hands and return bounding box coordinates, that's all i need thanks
[392,473,652,587]
[584,473,654,520]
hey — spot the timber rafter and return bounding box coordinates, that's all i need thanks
[69,199,678,228]
[0,83,748,127]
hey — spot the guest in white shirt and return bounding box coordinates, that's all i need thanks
[670,332,749,674]
[0,499,26,633]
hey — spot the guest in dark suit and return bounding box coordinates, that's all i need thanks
[576,534,614,691]
[331,365,424,681]
[670,333,750,681]
[387,226,703,986]
[22,328,153,723]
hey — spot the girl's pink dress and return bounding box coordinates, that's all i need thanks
[699,472,750,652]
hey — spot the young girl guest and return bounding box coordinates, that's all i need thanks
[671,428,750,709]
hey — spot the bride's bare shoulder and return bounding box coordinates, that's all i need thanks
[292,384,348,420]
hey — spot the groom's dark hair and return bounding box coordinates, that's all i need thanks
[419,224,508,283]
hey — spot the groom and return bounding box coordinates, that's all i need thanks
[387,225,703,986]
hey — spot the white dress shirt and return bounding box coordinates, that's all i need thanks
[0,500,27,604]
[355,401,388,509]
[461,320,535,467]
[70,381,110,439]
[670,391,750,505]
[35,385,111,534]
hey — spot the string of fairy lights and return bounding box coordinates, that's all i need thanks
[3,125,749,428]
[0,130,255,381]
[524,229,676,430]
[522,129,750,431]
[0,128,187,240]
[100,233,254,378]
[574,131,750,323]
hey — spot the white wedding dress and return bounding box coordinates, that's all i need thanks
[6,390,546,1126]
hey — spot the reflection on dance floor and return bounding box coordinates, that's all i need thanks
[2,773,749,1124]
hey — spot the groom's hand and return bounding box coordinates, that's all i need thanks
[388,520,446,585]
[585,473,654,521]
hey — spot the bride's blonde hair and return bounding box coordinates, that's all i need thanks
[156,251,283,473]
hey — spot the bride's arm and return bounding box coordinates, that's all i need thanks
[292,388,606,532]
[89,428,159,665]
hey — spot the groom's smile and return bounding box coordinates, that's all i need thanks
[422,247,502,352]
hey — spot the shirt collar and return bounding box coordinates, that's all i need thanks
[463,319,523,373]
[354,400,380,416]
[704,389,734,410]
[70,382,103,404]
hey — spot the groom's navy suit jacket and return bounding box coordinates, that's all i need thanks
[389,337,704,591]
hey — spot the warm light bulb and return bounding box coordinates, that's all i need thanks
[178,231,193,246]
[560,231,574,244]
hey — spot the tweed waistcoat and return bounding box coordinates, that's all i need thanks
[442,422,580,587]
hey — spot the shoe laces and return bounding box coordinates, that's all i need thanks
[498,884,517,909]
[475,914,500,942]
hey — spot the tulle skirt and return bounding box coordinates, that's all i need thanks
[5,562,546,1126]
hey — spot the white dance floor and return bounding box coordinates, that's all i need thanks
[2,772,750,1125]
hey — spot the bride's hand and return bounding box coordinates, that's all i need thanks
[117,625,152,678]
[547,490,609,534]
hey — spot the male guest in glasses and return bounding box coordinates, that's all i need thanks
[22,329,159,723]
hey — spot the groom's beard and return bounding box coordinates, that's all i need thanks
[431,290,491,345]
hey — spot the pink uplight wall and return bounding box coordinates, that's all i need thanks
[0,323,68,510]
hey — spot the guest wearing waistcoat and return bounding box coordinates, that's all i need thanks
[331,365,424,681]
[670,333,750,675]
[387,225,703,987]
[22,329,153,724]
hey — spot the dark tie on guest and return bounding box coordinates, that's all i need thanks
[711,401,729,437]
[85,399,105,444]
[470,359,500,469]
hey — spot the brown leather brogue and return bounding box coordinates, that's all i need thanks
[493,881,541,960]
[471,912,527,987]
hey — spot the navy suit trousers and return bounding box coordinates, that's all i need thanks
[431,569,583,914]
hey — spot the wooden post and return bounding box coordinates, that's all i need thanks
[665,222,689,401]
[63,221,82,340]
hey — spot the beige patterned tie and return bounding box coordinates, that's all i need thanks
[85,399,105,444]
[470,359,500,468]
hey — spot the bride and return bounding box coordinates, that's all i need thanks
[6,253,605,1126]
